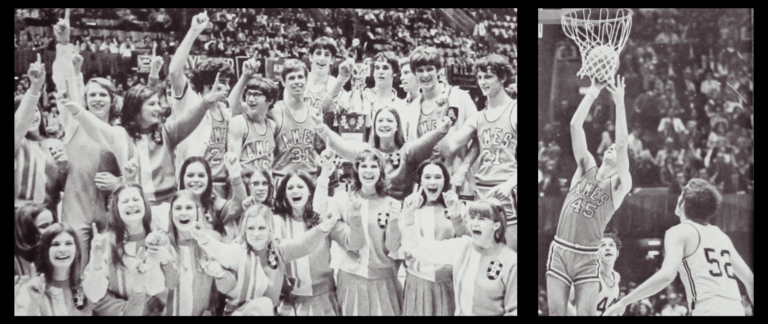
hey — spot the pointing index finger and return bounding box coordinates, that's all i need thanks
[36,53,41,65]
[92,222,99,235]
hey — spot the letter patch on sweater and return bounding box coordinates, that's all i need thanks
[74,285,85,310]
[486,261,503,280]
[268,249,279,269]
[388,152,401,168]
[377,212,389,229]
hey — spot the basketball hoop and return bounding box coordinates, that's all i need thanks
[561,9,632,82]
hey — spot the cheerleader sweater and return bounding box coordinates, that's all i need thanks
[72,95,211,204]
[273,178,365,297]
[165,233,238,316]
[328,191,402,278]
[197,225,332,314]
[83,232,180,315]
[402,224,518,316]
[402,205,470,282]
[15,278,94,316]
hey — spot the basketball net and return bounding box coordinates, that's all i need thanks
[561,9,632,82]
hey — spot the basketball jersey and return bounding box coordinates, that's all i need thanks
[272,101,318,186]
[556,167,614,247]
[474,101,517,187]
[203,108,229,181]
[237,114,275,171]
[596,270,621,316]
[676,221,741,310]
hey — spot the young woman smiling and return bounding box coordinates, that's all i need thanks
[15,223,97,316]
[400,198,518,315]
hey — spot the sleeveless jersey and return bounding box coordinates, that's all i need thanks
[556,167,614,247]
[677,221,741,310]
[203,108,228,181]
[272,101,318,185]
[236,114,275,171]
[596,270,621,316]
[474,101,517,187]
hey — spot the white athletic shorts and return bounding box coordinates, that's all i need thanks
[692,297,745,316]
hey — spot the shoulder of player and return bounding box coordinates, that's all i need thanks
[229,114,246,129]
[665,223,698,242]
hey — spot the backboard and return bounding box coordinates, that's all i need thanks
[539,9,583,38]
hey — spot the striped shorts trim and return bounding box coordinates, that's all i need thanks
[546,239,600,286]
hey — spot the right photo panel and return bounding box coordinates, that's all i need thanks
[538,8,753,316]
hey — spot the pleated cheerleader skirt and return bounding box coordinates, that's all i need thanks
[337,268,403,316]
[278,291,341,316]
[402,272,455,316]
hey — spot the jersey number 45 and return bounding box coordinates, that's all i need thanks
[569,198,597,218]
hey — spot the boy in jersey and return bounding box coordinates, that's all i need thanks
[440,54,517,251]
[567,232,623,316]
[227,56,279,171]
[268,59,352,189]
[605,179,754,316]
[546,74,634,316]
[169,10,234,198]
[402,46,477,195]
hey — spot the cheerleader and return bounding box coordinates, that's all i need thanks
[272,149,365,316]
[190,203,342,315]
[84,183,180,315]
[400,198,517,315]
[51,14,123,269]
[178,154,246,242]
[15,203,55,278]
[322,149,405,315]
[163,190,238,316]
[14,55,67,217]
[401,159,470,316]
[312,108,451,201]
[241,164,275,208]
[61,76,229,232]
[15,223,94,315]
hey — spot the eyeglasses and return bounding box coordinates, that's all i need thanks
[245,91,265,99]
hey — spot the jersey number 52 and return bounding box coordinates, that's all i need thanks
[704,248,737,280]
[569,198,597,218]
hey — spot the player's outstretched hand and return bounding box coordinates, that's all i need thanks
[605,75,625,106]
[203,73,227,105]
[189,11,210,35]
[590,76,610,90]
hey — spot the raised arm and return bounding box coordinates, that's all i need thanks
[169,11,209,96]
[317,58,354,113]
[15,56,45,154]
[327,193,366,251]
[219,153,246,226]
[312,121,368,162]
[606,75,633,207]
[280,210,339,263]
[165,73,227,148]
[64,99,121,153]
[570,78,605,183]
[451,138,479,189]
[229,56,259,116]
[439,113,478,159]
[400,187,462,265]
[227,116,247,163]
[407,115,451,166]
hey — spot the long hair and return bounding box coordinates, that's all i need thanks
[167,190,206,272]
[179,157,215,218]
[468,199,507,244]
[14,94,47,141]
[106,183,153,268]
[84,78,121,125]
[372,107,406,150]
[413,158,451,208]
[473,54,515,88]
[120,85,161,142]
[37,223,83,294]
[237,204,275,251]
[14,202,54,262]
[243,164,275,208]
[273,171,320,228]
[349,149,389,197]
[188,58,235,94]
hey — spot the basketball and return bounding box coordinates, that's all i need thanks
[586,45,617,81]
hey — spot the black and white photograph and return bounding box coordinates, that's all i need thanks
[538,8,753,316]
[14,8,517,316]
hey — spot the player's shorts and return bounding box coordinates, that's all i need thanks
[546,236,600,286]
[691,297,745,316]
[474,184,517,225]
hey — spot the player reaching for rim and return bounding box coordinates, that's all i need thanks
[546,74,634,316]
[605,178,754,316]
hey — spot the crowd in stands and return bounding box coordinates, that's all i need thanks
[539,8,753,197]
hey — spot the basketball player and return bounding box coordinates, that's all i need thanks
[567,232,623,316]
[440,54,516,251]
[546,74,634,316]
[605,179,754,316]
[169,10,234,198]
